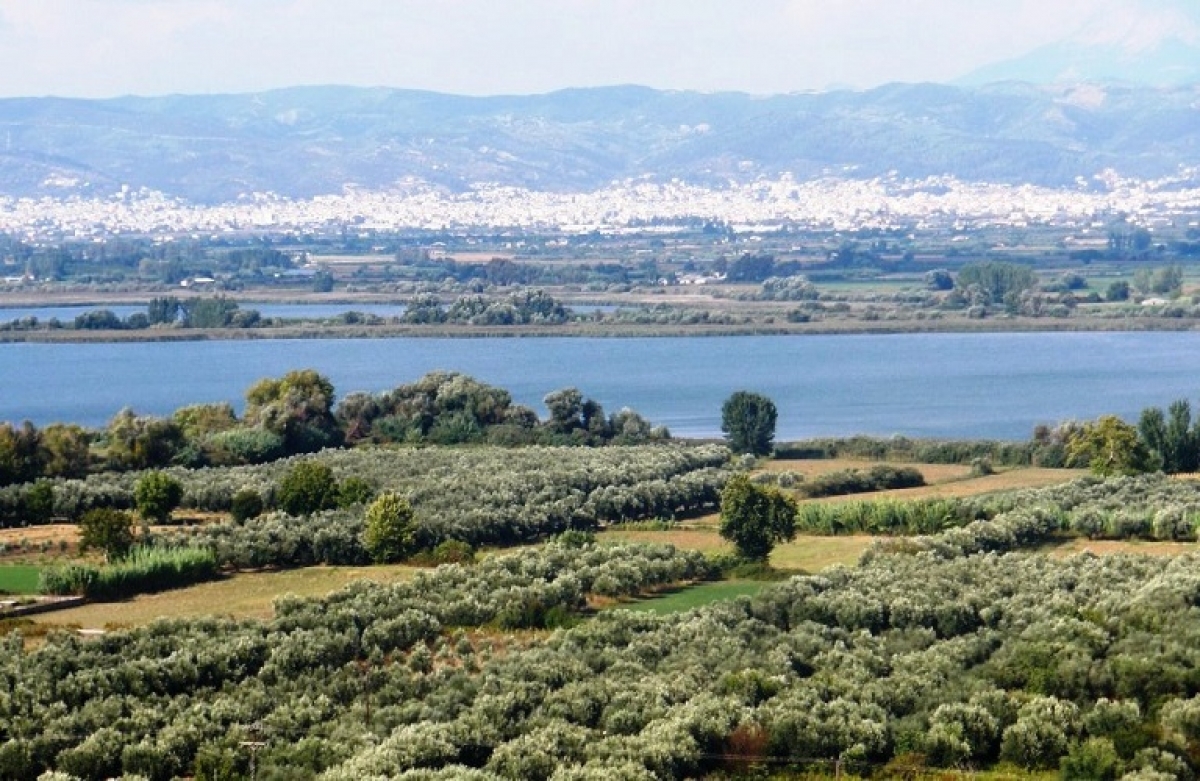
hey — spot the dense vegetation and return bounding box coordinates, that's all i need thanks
[2,444,728,554]
[790,464,925,499]
[0,369,669,495]
[0,541,715,780]
[796,472,1200,547]
[776,435,1048,467]
[10,529,1200,779]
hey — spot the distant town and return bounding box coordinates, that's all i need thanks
[2,169,1198,242]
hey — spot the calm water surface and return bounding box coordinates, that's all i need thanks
[2,332,1198,439]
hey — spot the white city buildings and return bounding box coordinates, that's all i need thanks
[0,168,1198,241]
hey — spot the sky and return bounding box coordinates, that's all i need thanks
[0,0,1196,99]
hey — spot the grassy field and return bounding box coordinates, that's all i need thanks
[32,564,418,630]
[761,457,1083,500]
[1047,538,1199,558]
[770,535,878,571]
[0,565,41,594]
[599,528,876,573]
[608,580,771,615]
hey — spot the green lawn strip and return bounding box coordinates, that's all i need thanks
[0,565,42,595]
[610,580,770,615]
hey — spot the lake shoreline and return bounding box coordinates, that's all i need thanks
[2,316,1198,343]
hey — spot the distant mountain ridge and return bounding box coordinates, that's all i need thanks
[0,82,1198,203]
[959,2,1200,87]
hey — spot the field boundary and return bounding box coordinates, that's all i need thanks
[0,595,85,617]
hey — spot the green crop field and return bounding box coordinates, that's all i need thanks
[0,565,41,595]
[610,580,770,615]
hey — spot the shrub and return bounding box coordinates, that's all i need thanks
[1059,738,1122,780]
[134,471,184,525]
[78,507,136,561]
[363,493,418,563]
[206,427,286,465]
[799,465,925,498]
[430,540,476,565]
[277,461,339,516]
[229,489,264,523]
[970,457,995,477]
[336,476,374,508]
[39,563,99,595]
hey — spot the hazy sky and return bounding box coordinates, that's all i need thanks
[0,0,1195,98]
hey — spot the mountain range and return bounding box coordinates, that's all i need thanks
[0,81,1198,203]
[959,2,1200,87]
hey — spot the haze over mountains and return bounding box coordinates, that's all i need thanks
[0,9,1197,205]
[957,2,1200,86]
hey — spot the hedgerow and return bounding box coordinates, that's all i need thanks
[38,545,218,599]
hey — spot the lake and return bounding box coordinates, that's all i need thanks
[2,332,1198,440]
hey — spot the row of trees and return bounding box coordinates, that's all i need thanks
[71,296,262,331]
[1049,397,1200,477]
[13,535,1200,778]
[402,289,570,325]
[0,370,670,488]
[2,442,730,546]
[337,371,667,448]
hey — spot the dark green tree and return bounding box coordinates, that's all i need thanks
[134,471,184,525]
[726,253,776,282]
[24,481,55,525]
[37,423,91,479]
[277,460,339,516]
[925,269,954,291]
[244,369,342,453]
[0,421,42,486]
[181,296,240,328]
[721,391,778,456]
[336,476,374,508]
[1105,280,1130,302]
[146,296,182,325]
[718,473,797,561]
[73,309,125,330]
[1138,399,1200,474]
[104,409,184,470]
[311,270,335,293]
[1165,399,1199,473]
[1138,407,1168,471]
[955,261,1036,305]
[78,508,135,562]
[544,388,585,433]
[362,492,418,563]
[230,489,264,523]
